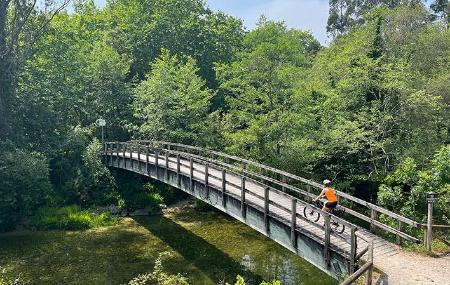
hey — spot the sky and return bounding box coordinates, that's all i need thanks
[205,0,330,45]
[93,0,331,45]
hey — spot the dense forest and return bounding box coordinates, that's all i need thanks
[0,0,449,233]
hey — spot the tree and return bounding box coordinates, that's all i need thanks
[217,20,321,167]
[105,0,244,87]
[133,50,212,144]
[0,0,70,139]
[326,0,423,37]
[430,0,450,26]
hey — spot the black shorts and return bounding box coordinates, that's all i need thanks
[325,201,338,208]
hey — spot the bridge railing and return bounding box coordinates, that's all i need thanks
[129,140,421,244]
[105,141,369,273]
[129,140,422,243]
[340,240,374,285]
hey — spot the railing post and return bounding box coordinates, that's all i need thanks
[291,198,297,249]
[137,145,141,172]
[241,177,246,219]
[324,213,331,266]
[123,143,126,168]
[306,185,312,199]
[145,146,149,174]
[131,144,134,169]
[165,151,169,179]
[107,143,114,166]
[365,241,374,285]
[189,157,194,192]
[222,169,227,208]
[205,164,209,199]
[176,154,181,186]
[350,226,357,274]
[264,187,270,234]
[104,143,108,165]
[426,200,434,251]
[155,150,159,178]
[370,209,377,233]
[116,142,119,167]
[396,220,402,245]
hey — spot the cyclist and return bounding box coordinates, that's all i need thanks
[313,179,338,212]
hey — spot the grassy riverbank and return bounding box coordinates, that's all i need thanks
[0,204,336,285]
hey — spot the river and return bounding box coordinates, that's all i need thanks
[0,203,337,285]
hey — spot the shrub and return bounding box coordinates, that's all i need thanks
[30,205,117,230]
[0,150,53,232]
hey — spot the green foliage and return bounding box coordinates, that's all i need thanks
[0,268,26,285]
[226,275,281,285]
[125,252,189,285]
[378,145,450,224]
[30,205,117,230]
[217,19,321,167]
[105,0,244,87]
[133,51,213,144]
[0,150,52,232]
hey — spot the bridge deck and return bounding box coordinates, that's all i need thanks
[118,151,399,262]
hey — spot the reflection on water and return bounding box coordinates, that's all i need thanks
[138,208,337,285]
[239,252,332,285]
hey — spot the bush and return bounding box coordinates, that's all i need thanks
[30,205,117,230]
[0,150,53,232]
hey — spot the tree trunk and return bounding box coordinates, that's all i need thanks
[0,0,11,139]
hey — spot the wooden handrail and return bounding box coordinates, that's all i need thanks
[340,240,374,285]
[129,140,421,239]
[106,142,363,261]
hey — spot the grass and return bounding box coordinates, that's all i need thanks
[0,206,336,285]
[29,205,117,230]
[405,239,450,257]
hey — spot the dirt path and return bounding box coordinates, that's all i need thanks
[374,250,450,285]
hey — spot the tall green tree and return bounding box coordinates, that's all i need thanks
[133,51,212,144]
[0,0,70,140]
[327,0,422,37]
[217,20,321,167]
[105,0,244,88]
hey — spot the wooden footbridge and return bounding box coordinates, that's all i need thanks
[103,141,422,283]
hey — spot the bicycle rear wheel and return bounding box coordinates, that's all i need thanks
[331,220,345,234]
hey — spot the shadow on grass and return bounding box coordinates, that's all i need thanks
[133,215,264,284]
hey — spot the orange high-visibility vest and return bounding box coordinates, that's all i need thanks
[325,187,338,202]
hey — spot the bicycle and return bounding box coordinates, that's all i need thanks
[303,199,346,234]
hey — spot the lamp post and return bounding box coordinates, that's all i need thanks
[97,118,106,144]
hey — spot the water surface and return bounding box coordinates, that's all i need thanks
[0,206,336,285]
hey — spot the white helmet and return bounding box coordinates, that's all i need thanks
[323,179,332,185]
